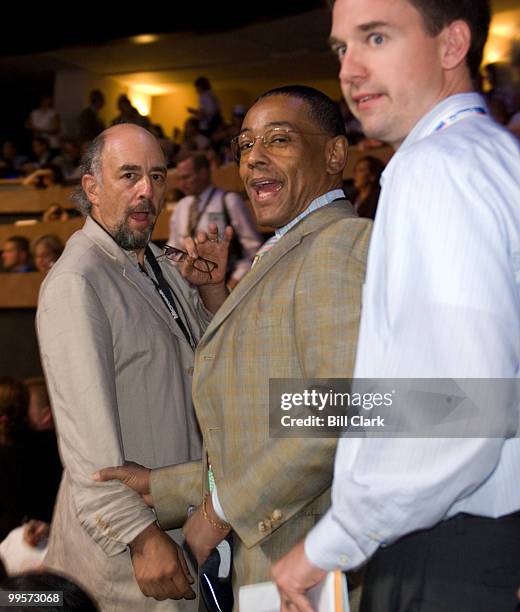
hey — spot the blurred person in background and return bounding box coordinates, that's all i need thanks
[111,94,150,129]
[1,236,34,272]
[42,205,70,223]
[0,377,31,542]
[77,89,106,144]
[352,156,385,219]
[52,140,82,183]
[170,152,261,288]
[0,141,28,178]
[187,77,222,137]
[32,235,64,274]
[25,95,60,151]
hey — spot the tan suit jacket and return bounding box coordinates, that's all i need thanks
[37,217,209,611]
[152,201,371,603]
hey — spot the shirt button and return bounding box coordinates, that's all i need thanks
[339,554,349,566]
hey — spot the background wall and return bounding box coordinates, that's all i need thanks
[149,78,342,137]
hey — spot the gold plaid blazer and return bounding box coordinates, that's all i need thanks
[152,200,371,591]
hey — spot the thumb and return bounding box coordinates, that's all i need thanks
[92,466,128,483]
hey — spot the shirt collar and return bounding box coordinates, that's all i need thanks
[275,189,345,239]
[399,92,488,152]
[195,185,214,204]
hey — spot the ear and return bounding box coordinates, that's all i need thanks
[81,173,100,207]
[439,20,471,72]
[326,135,348,176]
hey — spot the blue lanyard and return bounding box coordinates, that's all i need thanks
[434,106,487,132]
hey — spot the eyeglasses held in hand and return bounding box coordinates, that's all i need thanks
[157,245,218,279]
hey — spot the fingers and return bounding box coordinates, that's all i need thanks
[279,592,314,612]
[169,548,196,599]
[92,466,130,483]
[92,463,151,495]
[138,551,195,600]
[204,223,219,244]
[177,548,195,585]
[23,520,49,547]
[23,520,36,545]
[32,522,49,544]
[222,225,234,245]
[183,236,199,259]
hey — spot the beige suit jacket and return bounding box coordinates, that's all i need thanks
[37,217,209,611]
[152,201,371,600]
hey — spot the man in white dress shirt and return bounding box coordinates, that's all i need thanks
[273,0,520,610]
[169,153,261,288]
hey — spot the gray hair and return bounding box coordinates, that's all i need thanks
[71,134,105,217]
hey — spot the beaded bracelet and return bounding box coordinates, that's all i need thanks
[202,493,231,530]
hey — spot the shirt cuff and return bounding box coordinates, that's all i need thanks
[211,486,229,523]
[304,509,370,572]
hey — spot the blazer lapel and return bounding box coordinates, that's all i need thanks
[199,201,355,345]
[82,217,191,345]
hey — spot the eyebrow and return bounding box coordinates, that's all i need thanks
[240,121,295,135]
[357,21,390,32]
[328,21,390,47]
[150,165,167,174]
[119,164,167,174]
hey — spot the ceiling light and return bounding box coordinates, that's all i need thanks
[131,34,160,45]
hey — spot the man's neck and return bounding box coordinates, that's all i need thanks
[392,73,475,150]
[194,183,212,198]
[89,215,148,265]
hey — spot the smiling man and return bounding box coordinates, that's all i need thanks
[36,123,226,611]
[95,86,371,606]
[273,1,520,611]
[155,84,370,600]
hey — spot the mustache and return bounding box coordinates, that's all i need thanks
[127,200,157,216]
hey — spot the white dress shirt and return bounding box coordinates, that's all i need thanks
[169,186,261,283]
[305,93,520,571]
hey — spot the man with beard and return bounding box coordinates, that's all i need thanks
[36,124,229,611]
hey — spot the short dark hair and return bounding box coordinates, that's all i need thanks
[176,152,210,173]
[6,235,30,254]
[328,0,490,80]
[32,234,65,258]
[0,571,99,611]
[32,136,49,149]
[89,89,104,105]
[256,85,347,138]
[408,0,490,80]
[194,76,211,91]
[71,133,106,217]
[0,376,29,445]
[356,155,385,178]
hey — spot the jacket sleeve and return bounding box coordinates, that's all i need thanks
[37,272,157,556]
[150,460,204,529]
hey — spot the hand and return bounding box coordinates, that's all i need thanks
[272,540,327,612]
[181,223,233,287]
[23,520,50,547]
[130,522,195,600]
[182,496,230,566]
[92,461,153,506]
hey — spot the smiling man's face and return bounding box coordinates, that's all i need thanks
[239,95,341,229]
